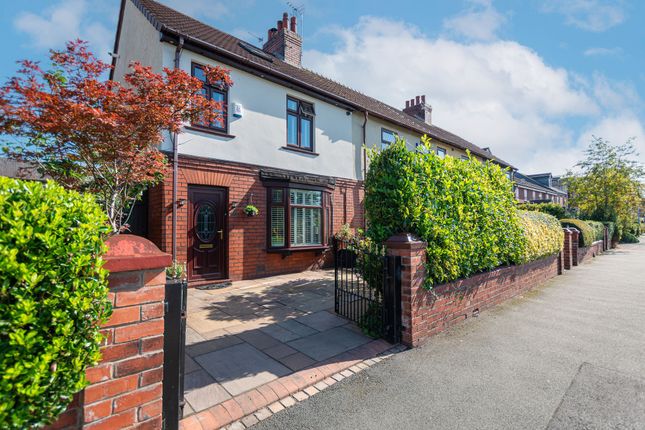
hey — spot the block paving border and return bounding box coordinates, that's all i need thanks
[179,341,407,430]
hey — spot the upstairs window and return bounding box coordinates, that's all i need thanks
[191,63,228,132]
[381,128,396,150]
[287,97,315,151]
[436,147,447,158]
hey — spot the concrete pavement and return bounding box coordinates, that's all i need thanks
[253,241,645,430]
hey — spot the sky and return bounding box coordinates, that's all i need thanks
[1,0,643,175]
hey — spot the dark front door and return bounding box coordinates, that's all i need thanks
[188,186,227,281]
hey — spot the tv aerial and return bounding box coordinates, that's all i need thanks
[286,2,305,36]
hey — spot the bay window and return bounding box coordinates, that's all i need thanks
[267,186,331,250]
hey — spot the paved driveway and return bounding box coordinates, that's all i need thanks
[183,270,376,416]
[254,241,645,430]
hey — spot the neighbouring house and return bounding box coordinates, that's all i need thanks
[514,172,568,207]
[111,0,512,285]
[0,158,49,181]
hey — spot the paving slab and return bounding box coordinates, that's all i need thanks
[287,326,372,361]
[295,311,348,331]
[195,343,291,396]
[183,370,231,412]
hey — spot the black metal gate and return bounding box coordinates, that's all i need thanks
[162,279,187,430]
[334,238,402,343]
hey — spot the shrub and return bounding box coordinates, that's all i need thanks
[517,202,566,219]
[621,231,640,243]
[365,137,524,287]
[584,220,606,242]
[0,178,111,429]
[560,218,594,247]
[518,210,563,262]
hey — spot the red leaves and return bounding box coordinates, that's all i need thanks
[0,40,233,233]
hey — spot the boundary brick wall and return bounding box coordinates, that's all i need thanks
[148,154,364,283]
[46,236,170,430]
[577,240,604,265]
[386,234,561,348]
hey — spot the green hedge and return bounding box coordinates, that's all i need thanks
[560,218,594,247]
[365,138,524,287]
[584,220,606,242]
[518,210,564,262]
[0,178,111,429]
[517,202,566,219]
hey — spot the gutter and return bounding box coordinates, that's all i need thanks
[171,36,185,262]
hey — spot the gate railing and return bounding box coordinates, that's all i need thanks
[333,238,401,343]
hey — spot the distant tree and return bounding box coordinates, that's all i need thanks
[564,136,644,237]
[0,40,232,233]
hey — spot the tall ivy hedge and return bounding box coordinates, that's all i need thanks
[518,210,563,262]
[0,178,111,429]
[365,138,525,286]
[584,220,606,242]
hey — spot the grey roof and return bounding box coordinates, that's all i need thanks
[120,0,514,168]
[515,172,566,195]
[0,158,48,181]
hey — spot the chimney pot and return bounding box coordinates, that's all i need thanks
[405,100,410,108]
[290,16,297,32]
[421,95,426,103]
[277,20,283,31]
[282,12,288,28]
[415,96,420,105]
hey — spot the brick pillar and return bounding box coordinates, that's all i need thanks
[385,233,427,348]
[562,228,572,270]
[603,226,609,251]
[46,235,171,430]
[570,228,579,266]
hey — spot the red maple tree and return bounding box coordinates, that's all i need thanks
[0,40,232,233]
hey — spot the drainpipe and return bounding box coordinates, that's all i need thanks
[361,110,368,230]
[171,37,185,262]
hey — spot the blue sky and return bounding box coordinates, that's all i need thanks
[1,0,643,174]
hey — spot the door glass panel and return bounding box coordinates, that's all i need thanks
[196,204,216,242]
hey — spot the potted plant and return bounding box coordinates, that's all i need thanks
[244,204,259,217]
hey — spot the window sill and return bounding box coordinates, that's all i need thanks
[281,146,319,156]
[267,245,329,256]
[184,125,235,139]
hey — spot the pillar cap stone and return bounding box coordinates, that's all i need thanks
[385,232,427,250]
[104,234,172,273]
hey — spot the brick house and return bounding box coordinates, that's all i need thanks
[111,0,512,286]
[514,172,568,207]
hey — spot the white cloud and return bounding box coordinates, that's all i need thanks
[303,16,644,174]
[577,114,645,158]
[14,0,114,59]
[443,0,506,41]
[583,47,622,56]
[542,0,625,32]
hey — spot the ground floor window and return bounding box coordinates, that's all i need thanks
[267,186,331,250]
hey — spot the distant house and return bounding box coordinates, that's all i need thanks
[111,0,512,285]
[0,158,48,182]
[514,172,568,207]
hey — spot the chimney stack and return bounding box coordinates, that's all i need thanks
[262,12,303,67]
[402,95,432,125]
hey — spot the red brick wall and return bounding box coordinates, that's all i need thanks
[577,240,604,264]
[148,155,364,283]
[46,267,166,430]
[387,235,561,347]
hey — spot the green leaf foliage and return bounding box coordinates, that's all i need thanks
[584,220,606,242]
[560,218,595,247]
[517,202,566,219]
[517,210,563,262]
[0,178,111,429]
[365,137,525,287]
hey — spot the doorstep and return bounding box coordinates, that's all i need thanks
[179,341,406,430]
